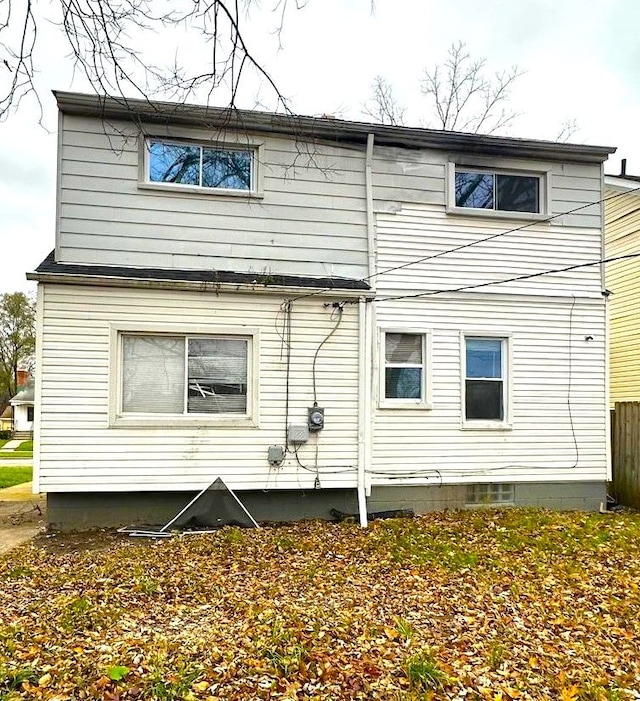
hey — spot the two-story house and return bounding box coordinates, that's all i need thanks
[29,92,615,530]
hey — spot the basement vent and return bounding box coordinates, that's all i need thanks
[466,483,514,506]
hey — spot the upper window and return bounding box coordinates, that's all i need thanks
[147,140,253,191]
[121,334,250,416]
[455,169,540,214]
[464,337,507,422]
[382,332,430,406]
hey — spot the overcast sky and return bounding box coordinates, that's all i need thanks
[1,0,639,295]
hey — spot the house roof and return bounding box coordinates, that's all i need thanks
[605,174,640,190]
[28,251,372,295]
[10,383,34,404]
[0,406,12,420]
[54,91,616,164]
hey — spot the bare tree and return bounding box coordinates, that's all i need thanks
[420,41,523,134]
[363,75,406,126]
[0,0,306,123]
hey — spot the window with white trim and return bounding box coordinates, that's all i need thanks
[464,337,507,421]
[454,168,541,214]
[121,334,250,416]
[146,139,254,192]
[382,332,427,404]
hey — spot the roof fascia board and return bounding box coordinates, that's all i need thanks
[27,271,374,298]
[54,91,615,164]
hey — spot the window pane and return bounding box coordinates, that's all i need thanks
[202,149,252,190]
[149,142,200,185]
[466,339,502,379]
[123,336,185,413]
[465,380,503,420]
[455,172,494,209]
[385,367,422,399]
[385,333,422,364]
[496,175,539,212]
[188,338,248,414]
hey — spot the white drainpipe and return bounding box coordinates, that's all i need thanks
[357,296,369,528]
[356,134,376,527]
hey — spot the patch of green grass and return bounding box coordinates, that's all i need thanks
[145,657,203,700]
[16,441,32,452]
[404,648,450,692]
[0,466,31,489]
[0,453,32,461]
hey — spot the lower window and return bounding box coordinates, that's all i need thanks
[466,483,514,505]
[121,334,249,415]
[464,337,507,422]
[381,331,430,406]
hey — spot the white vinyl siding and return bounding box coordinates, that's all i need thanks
[371,295,607,485]
[372,195,607,486]
[36,284,360,492]
[375,204,603,298]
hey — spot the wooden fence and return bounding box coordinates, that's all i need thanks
[611,402,640,509]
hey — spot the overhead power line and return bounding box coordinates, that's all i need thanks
[370,185,640,282]
[290,184,640,304]
[375,251,640,303]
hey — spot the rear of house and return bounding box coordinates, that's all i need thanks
[30,93,614,529]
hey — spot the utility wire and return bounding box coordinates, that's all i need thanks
[368,185,640,282]
[288,185,640,304]
[374,251,640,303]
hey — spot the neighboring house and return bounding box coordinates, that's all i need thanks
[29,91,615,530]
[0,406,12,433]
[10,382,35,434]
[604,168,640,404]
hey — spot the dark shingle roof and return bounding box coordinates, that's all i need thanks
[30,251,371,292]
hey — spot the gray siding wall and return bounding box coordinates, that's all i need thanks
[57,115,369,279]
[56,116,604,282]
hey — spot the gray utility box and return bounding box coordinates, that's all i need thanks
[288,424,310,443]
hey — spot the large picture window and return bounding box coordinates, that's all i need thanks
[147,139,253,191]
[122,334,249,416]
[464,337,507,422]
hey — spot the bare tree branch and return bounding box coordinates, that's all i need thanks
[556,118,580,143]
[420,41,523,134]
[362,74,406,126]
[0,0,297,122]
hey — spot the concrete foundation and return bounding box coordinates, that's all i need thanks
[46,481,607,531]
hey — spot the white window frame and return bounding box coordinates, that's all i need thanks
[378,328,432,409]
[446,159,551,221]
[109,323,260,428]
[139,135,264,198]
[460,332,512,430]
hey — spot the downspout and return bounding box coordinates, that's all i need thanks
[356,133,376,528]
[365,133,376,281]
[357,296,368,528]
[601,163,612,483]
[32,283,45,495]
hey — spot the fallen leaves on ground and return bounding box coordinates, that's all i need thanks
[1,509,640,700]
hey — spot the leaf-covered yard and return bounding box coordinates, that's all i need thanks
[1,510,640,700]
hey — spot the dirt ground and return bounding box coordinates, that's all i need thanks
[0,486,46,556]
